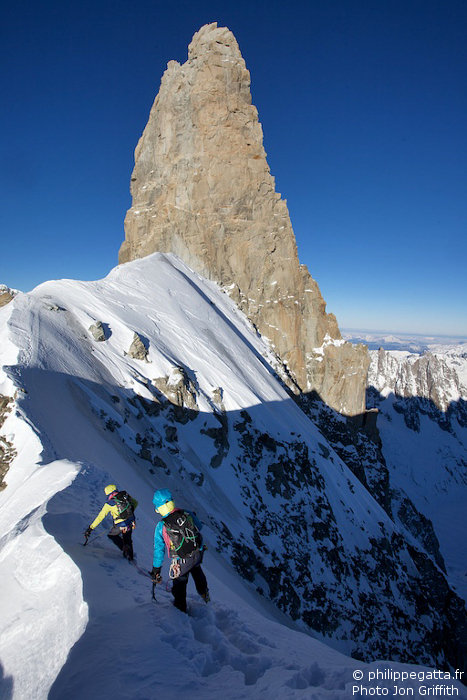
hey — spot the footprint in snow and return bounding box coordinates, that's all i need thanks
[161,602,274,685]
[285,662,348,692]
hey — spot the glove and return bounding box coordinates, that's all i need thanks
[84,527,92,538]
[150,567,162,584]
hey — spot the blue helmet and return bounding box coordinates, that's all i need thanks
[153,488,173,508]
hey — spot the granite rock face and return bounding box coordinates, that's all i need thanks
[119,23,369,415]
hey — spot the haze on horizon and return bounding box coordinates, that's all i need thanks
[1,1,466,337]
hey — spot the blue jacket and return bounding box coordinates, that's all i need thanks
[153,509,202,568]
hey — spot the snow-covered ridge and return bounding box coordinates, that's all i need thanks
[1,254,466,698]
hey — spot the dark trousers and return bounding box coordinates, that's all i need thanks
[172,564,208,613]
[108,526,133,560]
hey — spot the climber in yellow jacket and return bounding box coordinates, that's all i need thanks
[85,484,138,561]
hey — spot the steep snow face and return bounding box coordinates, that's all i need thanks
[0,254,466,697]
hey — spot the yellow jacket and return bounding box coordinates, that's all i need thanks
[90,496,138,530]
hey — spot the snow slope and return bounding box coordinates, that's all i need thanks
[0,254,466,698]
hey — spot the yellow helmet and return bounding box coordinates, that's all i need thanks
[104,484,117,496]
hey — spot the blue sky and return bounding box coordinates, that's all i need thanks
[1,0,466,335]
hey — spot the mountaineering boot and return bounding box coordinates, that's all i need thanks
[123,544,133,561]
[200,590,210,603]
[173,600,187,614]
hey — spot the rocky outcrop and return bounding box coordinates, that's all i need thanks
[119,22,368,415]
[89,321,106,342]
[126,332,149,361]
[0,395,16,489]
[0,285,16,308]
[153,366,198,412]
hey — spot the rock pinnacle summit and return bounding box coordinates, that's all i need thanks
[119,22,369,415]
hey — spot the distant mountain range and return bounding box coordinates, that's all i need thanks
[343,329,467,354]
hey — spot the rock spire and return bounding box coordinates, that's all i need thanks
[119,23,369,415]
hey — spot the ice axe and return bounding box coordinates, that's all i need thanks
[82,529,104,546]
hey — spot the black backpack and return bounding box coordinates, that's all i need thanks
[163,510,202,558]
[112,491,134,521]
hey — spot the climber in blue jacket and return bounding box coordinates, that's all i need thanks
[151,488,209,613]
